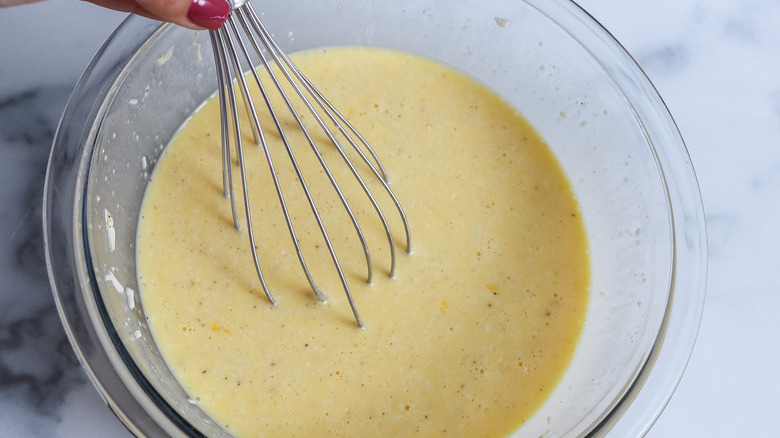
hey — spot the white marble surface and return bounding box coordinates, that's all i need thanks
[0,0,777,436]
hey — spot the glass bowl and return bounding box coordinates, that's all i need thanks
[43,0,707,436]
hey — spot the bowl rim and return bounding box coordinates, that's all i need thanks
[43,15,197,437]
[43,1,707,436]
[558,1,708,434]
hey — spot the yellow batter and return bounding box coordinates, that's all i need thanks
[137,47,589,437]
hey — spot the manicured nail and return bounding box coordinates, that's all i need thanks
[187,0,230,30]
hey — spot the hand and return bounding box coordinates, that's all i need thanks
[0,0,230,31]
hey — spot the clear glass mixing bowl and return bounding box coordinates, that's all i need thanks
[43,0,707,436]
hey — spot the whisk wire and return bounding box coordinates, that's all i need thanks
[242,3,413,260]
[233,8,378,283]
[210,27,275,305]
[207,1,413,327]
[228,11,369,325]
[240,5,411,277]
[214,15,363,324]
[210,32,241,230]
[225,16,334,303]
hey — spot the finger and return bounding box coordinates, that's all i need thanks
[87,0,229,30]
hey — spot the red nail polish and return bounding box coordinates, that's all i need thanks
[187,0,230,30]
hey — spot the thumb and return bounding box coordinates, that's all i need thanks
[133,0,230,30]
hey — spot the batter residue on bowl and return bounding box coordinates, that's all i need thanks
[137,47,589,437]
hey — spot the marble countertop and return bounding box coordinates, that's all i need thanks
[1,0,777,436]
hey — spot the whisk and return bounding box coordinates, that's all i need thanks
[207,0,411,328]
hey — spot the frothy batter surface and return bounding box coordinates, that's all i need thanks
[137,47,589,437]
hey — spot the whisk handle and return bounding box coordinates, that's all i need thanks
[226,0,249,10]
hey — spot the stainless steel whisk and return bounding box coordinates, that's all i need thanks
[207,0,411,328]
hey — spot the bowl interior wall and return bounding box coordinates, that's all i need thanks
[84,2,672,436]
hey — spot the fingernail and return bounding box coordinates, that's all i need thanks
[187,0,230,30]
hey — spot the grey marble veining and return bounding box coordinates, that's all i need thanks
[0,2,130,436]
[0,85,128,437]
[0,86,75,433]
